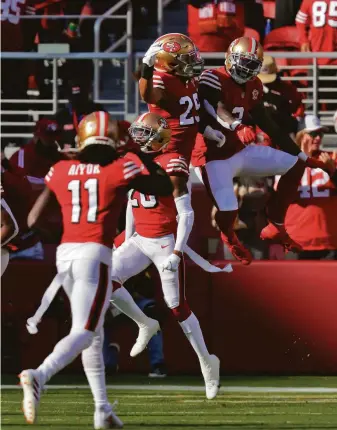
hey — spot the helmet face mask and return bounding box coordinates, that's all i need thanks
[225,37,263,85]
[154,33,204,78]
[129,113,171,153]
[174,49,204,78]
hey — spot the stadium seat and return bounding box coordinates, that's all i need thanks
[263,1,276,19]
[263,26,300,51]
[244,27,261,42]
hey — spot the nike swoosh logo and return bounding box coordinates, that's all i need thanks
[161,245,169,249]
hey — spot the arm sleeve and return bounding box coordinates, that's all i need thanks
[44,166,56,192]
[124,192,135,241]
[251,102,301,156]
[174,193,195,253]
[295,0,310,44]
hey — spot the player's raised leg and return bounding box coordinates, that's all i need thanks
[110,238,160,357]
[236,145,305,251]
[196,158,253,265]
[152,236,220,399]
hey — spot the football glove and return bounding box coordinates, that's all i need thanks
[143,42,162,67]
[236,124,256,145]
[160,253,181,272]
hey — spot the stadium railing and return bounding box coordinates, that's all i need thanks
[1,51,336,146]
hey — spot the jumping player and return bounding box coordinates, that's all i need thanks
[192,36,330,264]
[110,113,220,400]
[19,111,173,429]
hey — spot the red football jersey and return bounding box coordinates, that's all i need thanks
[187,2,244,52]
[45,154,149,248]
[1,166,40,251]
[149,72,200,163]
[296,0,337,65]
[191,67,263,167]
[130,152,189,238]
[275,160,337,250]
[9,141,64,188]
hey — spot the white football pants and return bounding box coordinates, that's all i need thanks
[112,233,185,309]
[195,145,298,210]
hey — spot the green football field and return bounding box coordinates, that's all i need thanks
[2,376,337,429]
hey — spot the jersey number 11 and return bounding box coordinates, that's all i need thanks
[68,178,98,223]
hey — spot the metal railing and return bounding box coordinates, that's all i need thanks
[1,51,336,142]
[1,52,130,139]
[93,0,132,100]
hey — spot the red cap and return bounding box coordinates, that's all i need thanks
[34,119,60,139]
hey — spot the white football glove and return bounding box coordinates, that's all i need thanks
[143,42,162,67]
[203,125,226,148]
[160,253,181,272]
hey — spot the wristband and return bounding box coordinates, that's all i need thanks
[298,151,308,162]
[230,121,242,131]
[141,63,154,80]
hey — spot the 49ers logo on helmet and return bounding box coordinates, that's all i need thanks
[162,41,181,53]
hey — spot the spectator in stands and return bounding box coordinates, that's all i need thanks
[296,0,337,110]
[1,157,44,260]
[256,55,304,145]
[273,115,337,260]
[187,1,245,53]
[55,80,104,149]
[275,0,302,28]
[59,22,94,91]
[8,119,62,189]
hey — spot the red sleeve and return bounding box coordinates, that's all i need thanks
[44,165,57,192]
[118,153,150,186]
[295,0,310,44]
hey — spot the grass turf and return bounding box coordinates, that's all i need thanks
[2,377,337,430]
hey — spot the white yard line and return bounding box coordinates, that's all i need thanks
[2,384,337,393]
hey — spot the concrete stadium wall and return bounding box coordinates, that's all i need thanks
[2,260,337,375]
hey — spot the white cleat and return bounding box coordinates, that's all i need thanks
[94,404,123,429]
[200,354,220,400]
[19,369,42,424]
[130,318,160,357]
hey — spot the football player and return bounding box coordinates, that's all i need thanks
[110,113,220,400]
[191,36,330,264]
[19,111,173,429]
[139,32,204,196]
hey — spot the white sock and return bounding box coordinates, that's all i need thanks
[111,287,149,327]
[37,330,94,386]
[179,313,211,363]
[82,327,109,408]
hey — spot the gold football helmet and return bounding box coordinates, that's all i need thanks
[225,37,264,85]
[129,113,171,153]
[153,33,204,78]
[76,111,119,150]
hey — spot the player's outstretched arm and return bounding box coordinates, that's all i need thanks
[251,102,302,156]
[27,187,55,229]
[160,178,194,273]
[130,155,173,196]
[1,199,19,246]
[251,102,332,173]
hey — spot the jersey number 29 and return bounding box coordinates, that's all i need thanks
[68,178,98,223]
[179,93,200,126]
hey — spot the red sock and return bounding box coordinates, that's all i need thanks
[215,210,238,241]
[267,159,305,224]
